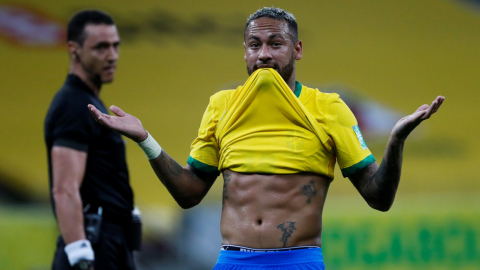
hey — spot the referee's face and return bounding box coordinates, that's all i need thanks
[244,18,302,84]
[77,24,120,85]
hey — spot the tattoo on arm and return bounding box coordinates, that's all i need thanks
[373,156,399,194]
[357,161,379,196]
[222,172,232,210]
[153,151,190,188]
[367,164,374,175]
[158,151,183,177]
[300,181,317,204]
[167,157,183,177]
[277,222,297,247]
[356,157,400,209]
[186,168,202,183]
[375,157,390,182]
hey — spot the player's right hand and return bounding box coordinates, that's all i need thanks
[88,104,148,142]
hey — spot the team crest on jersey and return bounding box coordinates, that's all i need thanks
[353,125,368,150]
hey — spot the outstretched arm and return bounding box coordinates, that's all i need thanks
[87,105,217,209]
[348,96,445,211]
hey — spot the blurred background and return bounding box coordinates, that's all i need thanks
[0,0,479,269]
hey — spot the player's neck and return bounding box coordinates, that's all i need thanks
[70,66,102,97]
[287,80,295,93]
[286,70,296,93]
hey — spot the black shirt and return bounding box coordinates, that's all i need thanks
[45,74,133,219]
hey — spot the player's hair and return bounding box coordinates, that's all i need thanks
[244,7,298,43]
[67,10,114,46]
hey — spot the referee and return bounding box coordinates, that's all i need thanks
[45,10,138,270]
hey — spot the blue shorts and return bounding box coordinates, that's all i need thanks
[213,246,325,270]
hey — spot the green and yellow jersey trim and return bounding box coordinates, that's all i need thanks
[187,156,218,173]
[341,154,376,177]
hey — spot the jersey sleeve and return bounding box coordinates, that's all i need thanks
[326,95,375,177]
[51,95,100,152]
[187,93,224,176]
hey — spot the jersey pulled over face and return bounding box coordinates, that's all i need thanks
[188,68,375,179]
[244,18,301,86]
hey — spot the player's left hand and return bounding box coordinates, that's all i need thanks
[391,95,445,141]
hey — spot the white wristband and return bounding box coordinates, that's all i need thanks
[137,132,162,160]
[64,239,94,266]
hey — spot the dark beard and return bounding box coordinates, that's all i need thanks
[247,54,295,83]
[80,61,103,89]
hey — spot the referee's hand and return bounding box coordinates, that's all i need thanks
[88,104,148,142]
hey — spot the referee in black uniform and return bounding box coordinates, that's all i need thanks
[44,10,138,270]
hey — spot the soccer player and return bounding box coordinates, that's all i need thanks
[45,10,138,270]
[88,7,443,270]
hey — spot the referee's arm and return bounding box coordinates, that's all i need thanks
[51,146,87,244]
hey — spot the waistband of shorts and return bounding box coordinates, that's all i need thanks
[221,245,319,252]
[216,246,323,266]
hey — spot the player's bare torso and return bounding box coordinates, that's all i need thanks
[220,169,332,248]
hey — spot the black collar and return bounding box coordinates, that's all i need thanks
[65,74,97,96]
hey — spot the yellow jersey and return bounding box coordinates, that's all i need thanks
[188,68,374,179]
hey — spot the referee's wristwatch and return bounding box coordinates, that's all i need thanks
[73,259,93,270]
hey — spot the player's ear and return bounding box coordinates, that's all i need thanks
[67,41,80,61]
[243,42,247,62]
[294,40,303,60]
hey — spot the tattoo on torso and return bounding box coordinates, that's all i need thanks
[222,172,232,210]
[277,222,297,247]
[300,181,317,204]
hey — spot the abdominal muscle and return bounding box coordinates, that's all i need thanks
[220,169,331,249]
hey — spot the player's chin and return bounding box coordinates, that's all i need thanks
[101,74,115,83]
